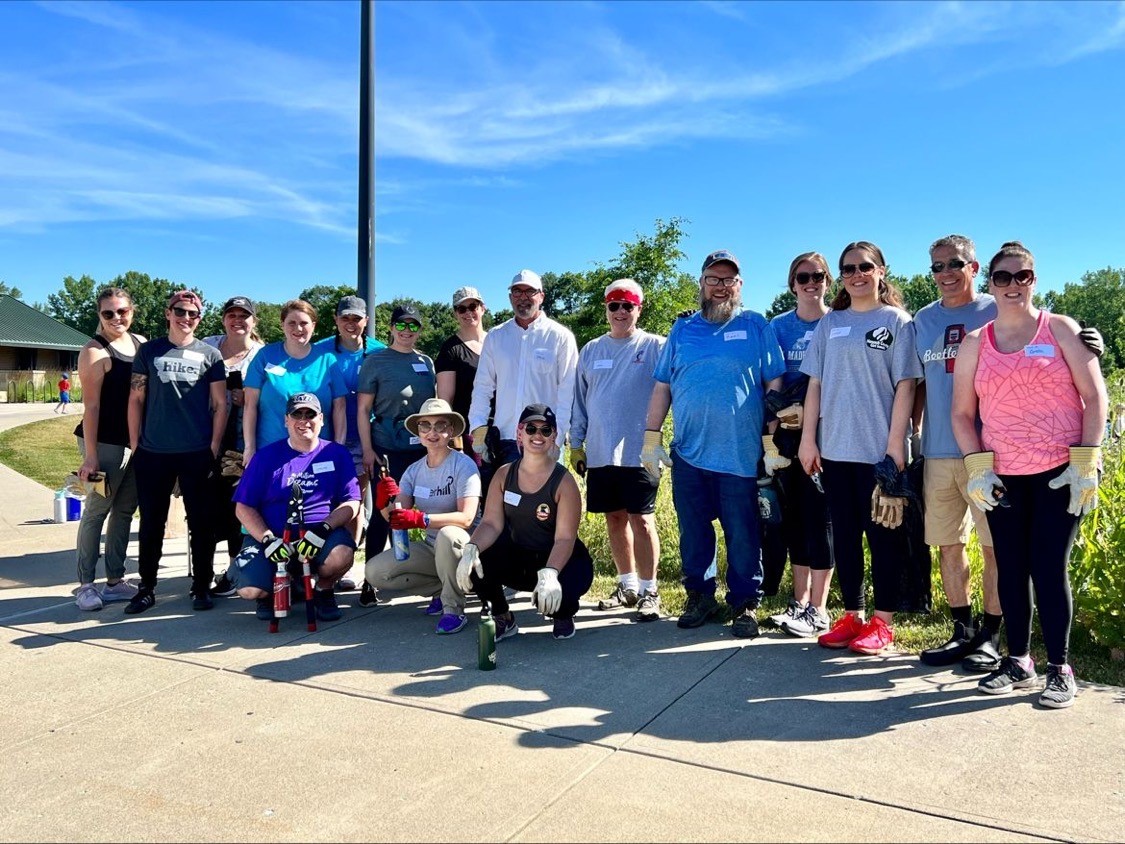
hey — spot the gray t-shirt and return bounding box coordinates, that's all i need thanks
[800,306,922,464]
[133,337,225,453]
[570,330,666,469]
[912,295,996,459]
[356,348,436,453]
[399,448,482,545]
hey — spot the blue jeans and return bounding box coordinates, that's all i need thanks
[671,451,763,609]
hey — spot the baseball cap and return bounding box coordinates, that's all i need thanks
[701,250,741,275]
[336,295,367,317]
[604,278,644,305]
[167,289,203,310]
[286,392,322,415]
[519,403,557,427]
[452,286,484,308]
[222,296,256,316]
[510,269,543,291]
[391,303,422,324]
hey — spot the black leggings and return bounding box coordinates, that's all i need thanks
[821,459,899,613]
[134,447,216,591]
[778,462,834,570]
[986,466,1079,665]
[473,532,594,620]
[365,447,425,561]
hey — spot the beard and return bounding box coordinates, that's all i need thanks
[698,289,741,324]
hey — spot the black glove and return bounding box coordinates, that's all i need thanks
[263,533,293,564]
[294,521,332,560]
[1078,322,1105,359]
[676,308,697,319]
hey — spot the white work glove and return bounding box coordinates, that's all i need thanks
[762,435,791,476]
[1047,446,1101,516]
[776,403,803,430]
[641,430,672,481]
[533,567,562,616]
[870,484,905,529]
[964,452,1005,512]
[471,426,489,457]
[456,542,483,593]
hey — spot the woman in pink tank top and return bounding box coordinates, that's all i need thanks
[951,242,1106,710]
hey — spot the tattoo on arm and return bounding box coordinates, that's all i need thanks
[130,373,148,392]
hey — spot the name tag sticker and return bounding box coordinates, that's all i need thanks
[312,461,334,474]
[409,435,421,445]
[503,490,522,506]
[412,363,429,373]
[266,364,287,376]
[414,486,431,499]
[181,350,204,362]
[724,330,747,341]
[593,359,613,370]
[830,327,851,339]
[1024,344,1055,358]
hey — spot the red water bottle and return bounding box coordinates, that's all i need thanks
[269,559,290,634]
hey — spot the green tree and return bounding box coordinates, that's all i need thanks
[103,271,196,340]
[891,273,939,315]
[46,274,99,336]
[0,281,23,299]
[298,284,360,341]
[765,290,797,320]
[1043,267,1125,371]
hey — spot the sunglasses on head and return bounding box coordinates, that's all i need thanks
[393,321,421,332]
[930,258,971,274]
[171,306,201,319]
[455,302,480,314]
[840,262,877,278]
[607,301,635,312]
[416,420,451,434]
[794,271,826,285]
[100,307,132,319]
[522,423,554,437]
[288,409,318,420]
[990,269,1035,287]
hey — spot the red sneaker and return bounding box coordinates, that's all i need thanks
[849,617,895,655]
[817,612,865,649]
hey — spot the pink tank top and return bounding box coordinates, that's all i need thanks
[974,311,1082,475]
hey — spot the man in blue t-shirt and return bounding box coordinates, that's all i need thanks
[643,250,785,638]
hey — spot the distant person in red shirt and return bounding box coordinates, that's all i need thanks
[55,373,72,415]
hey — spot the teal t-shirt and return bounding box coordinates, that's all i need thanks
[245,341,346,449]
[315,335,387,445]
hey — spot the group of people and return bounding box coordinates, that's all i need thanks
[70,234,1107,709]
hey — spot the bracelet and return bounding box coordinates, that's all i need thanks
[423,513,430,527]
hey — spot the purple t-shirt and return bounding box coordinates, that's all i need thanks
[234,438,360,535]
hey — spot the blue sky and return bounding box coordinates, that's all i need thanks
[1,0,1123,316]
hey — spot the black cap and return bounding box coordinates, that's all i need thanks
[701,249,741,275]
[391,303,422,324]
[222,296,256,316]
[286,392,322,415]
[519,403,557,426]
[336,295,366,317]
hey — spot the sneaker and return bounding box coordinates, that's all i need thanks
[731,606,760,639]
[636,590,661,622]
[849,617,895,655]
[783,603,830,638]
[768,598,803,629]
[210,573,237,597]
[358,581,379,608]
[978,656,1038,695]
[817,612,865,649]
[423,595,444,616]
[677,590,720,629]
[598,582,639,611]
[494,611,519,641]
[335,577,357,592]
[920,619,976,667]
[962,622,1003,674]
[1039,664,1077,709]
[552,617,576,640]
[435,613,468,635]
[101,580,139,603]
[314,589,342,622]
[75,584,103,612]
[123,588,156,615]
[256,597,273,621]
[191,589,214,611]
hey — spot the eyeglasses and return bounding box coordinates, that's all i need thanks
[607,301,636,312]
[288,409,318,421]
[393,321,421,332]
[930,259,971,274]
[510,287,540,298]
[794,271,827,285]
[990,269,1035,287]
[455,302,480,314]
[416,420,451,434]
[840,262,877,278]
[702,275,740,288]
[100,307,132,320]
[522,423,554,437]
[171,306,201,319]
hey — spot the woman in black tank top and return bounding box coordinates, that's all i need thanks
[457,404,593,640]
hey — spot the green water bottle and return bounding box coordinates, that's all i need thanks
[478,602,497,671]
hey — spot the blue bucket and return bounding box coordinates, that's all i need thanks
[65,494,83,521]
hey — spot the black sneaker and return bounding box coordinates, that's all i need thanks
[124,587,156,615]
[962,623,1002,674]
[677,590,719,629]
[1039,664,1077,709]
[597,583,639,611]
[495,611,519,641]
[256,598,273,621]
[919,620,976,666]
[191,589,214,611]
[210,573,237,597]
[358,581,379,608]
[731,606,760,639]
[552,617,576,640]
[978,656,1038,695]
[314,589,342,622]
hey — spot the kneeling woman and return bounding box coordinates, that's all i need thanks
[364,399,481,634]
[457,404,594,640]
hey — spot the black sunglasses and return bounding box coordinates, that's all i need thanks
[930,259,972,274]
[455,302,480,314]
[840,262,877,278]
[100,307,132,319]
[794,271,826,285]
[288,409,318,420]
[171,306,201,319]
[990,269,1035,287]
[607,301,635,312]
[522,423,554,437]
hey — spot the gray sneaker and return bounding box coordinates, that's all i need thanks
[75,584,103,612]
[101,579,139,603]
[978,656,1038,695]
[783,603,830,638]
[768,598,802,629]
[598,582,639,611]
[1039,664,1077,709]
[635,589,661,622]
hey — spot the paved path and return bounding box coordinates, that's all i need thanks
[0,408,1121,842]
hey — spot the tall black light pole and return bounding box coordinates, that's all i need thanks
[358,0,376,332]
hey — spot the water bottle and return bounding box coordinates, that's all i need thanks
[391,503,410,562]
[757,477,781,525]
[53,490,67,523]
[478,602,497,671]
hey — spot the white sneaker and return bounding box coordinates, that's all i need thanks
[783,603,830,638]
[769,599,802,629]
[75,584,104,612]
[101,580,139,603]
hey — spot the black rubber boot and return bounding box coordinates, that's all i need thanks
[920,619,976,666]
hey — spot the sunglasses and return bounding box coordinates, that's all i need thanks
[393,321,421,332]
[930,258,971,274]
[454,302,480,314]
[794,271,827,285]
[100,307,132,320]
[522,423,554,437]
[607,301,636,312]
[702,275,740,288]
[416,420,451,434]
[840,262,877,278]
[288,409,318,420]
[171,306,201,319]
[990,269,1035,287]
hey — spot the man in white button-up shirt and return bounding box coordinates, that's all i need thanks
[468,269,579,469]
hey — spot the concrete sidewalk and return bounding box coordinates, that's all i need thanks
[0,409,1122,842]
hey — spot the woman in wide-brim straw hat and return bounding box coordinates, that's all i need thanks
[364,398,482,635]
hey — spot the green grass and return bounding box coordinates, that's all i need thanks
[0,415,80,489]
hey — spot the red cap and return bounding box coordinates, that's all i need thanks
[604,278,643,306]
[167,289,203,310]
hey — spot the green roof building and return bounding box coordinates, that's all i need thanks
[0,295,91,400]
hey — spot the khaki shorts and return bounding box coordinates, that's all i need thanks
[923,458,993,548]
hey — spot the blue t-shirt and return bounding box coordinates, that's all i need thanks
[769,309,823,387]
[245,342,347,449]
[234,438,360,536]
[653,308,785,477]
[314,335,387,446]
